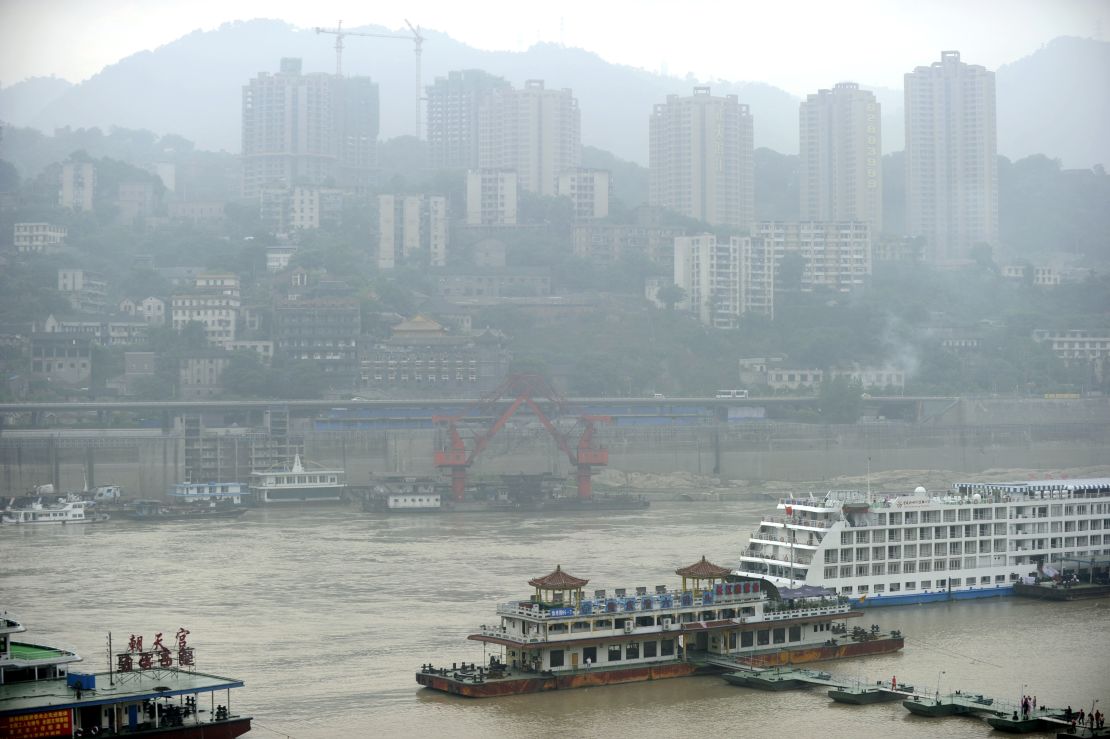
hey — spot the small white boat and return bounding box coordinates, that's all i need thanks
[1,499,109,525]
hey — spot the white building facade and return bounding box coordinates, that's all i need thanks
[650,87,754,229]
[799,83,882,235]
[905,51,998,263]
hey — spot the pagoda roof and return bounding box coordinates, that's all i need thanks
[675,555,731,579]
[528,564,588,589]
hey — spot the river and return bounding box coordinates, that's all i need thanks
[3,498,1108,738]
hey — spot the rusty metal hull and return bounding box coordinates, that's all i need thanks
[416,662,707,697]
[744,637,905,667]
[416,637,904,698]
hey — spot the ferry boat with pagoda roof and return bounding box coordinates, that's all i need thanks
[732,477,1110,607]
[416,556,904,697]
[0,611,250,737]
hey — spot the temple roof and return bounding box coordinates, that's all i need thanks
[675,555,731,579]
[528,564,588,589]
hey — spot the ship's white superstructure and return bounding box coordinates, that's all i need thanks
[733,478,1110,606]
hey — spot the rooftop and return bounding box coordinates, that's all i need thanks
[0,668,243,718]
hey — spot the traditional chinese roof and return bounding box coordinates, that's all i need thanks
[675,555,731,579]
[528,564,588,589]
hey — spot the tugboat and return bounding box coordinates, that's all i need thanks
[416,556,904,697]
[0,612,250,737]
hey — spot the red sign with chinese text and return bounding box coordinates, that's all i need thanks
[0,709,72,738]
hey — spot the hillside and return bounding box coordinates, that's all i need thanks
[2,22,1106,167]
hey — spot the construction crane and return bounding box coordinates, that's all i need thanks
[313,19,425,137]
[433,374,611,502]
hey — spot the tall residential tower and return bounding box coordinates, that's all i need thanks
[477,80,581,197]
[649,87,754,230]
[241,58,379,198]
[426,70,511,170]
[799,83,882,235]
[904,51,998,263]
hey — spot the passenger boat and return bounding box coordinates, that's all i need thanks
[1,499,109,525]
[170,481,249,507]
[0,612,250,738]
[365,474,648,514]
[248,454,346,504]
[416,556,904,698]
[733,477,1110,607]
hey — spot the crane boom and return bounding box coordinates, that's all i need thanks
[314,19,425,137]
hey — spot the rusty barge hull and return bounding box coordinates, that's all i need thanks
[743,636,905,667]
[416,637,904,698]
[416,662,708,697]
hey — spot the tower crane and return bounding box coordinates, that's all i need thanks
[313,19,426,138]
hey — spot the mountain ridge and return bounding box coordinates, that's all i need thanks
[0,22,1105,168]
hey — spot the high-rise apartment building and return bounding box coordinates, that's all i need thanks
[478,80,581,197]
[59,161,95,211]
[799,83,882,235]
[649,87,754,230]
[241,58,379,198]
[465,170,518,226]
[378,194,449,270]
[426,70,511,170]
[673,234,743,329]
[904,51,998,263]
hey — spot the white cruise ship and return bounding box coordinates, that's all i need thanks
[733,478,1110,606]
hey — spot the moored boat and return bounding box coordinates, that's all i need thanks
[1,499,109,525]
[733,477,1110,607]
[125,500,249,521]
[249,454,346,504]
[0,612,250,738]
[416,556,904,698]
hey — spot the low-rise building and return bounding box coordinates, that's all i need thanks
[14,223,67,253]
[1032,329,1110,361]
[754,221,872,292]
[30,333,92,387]
[179,352,231,400]
[273,298,362,388]
[59,161,95,212]
[466,169,518,226]
[378,194,449,269]
[556,168,610,220]
[36,314,148,346]
[168,201,226,224]
[117,181,156,225]
[266,245,298,273]
[359,315,510,396]
[226,340,275,366]
[58,269,108,314]
[1002,264,1062,286]
[764,366,905,392]
[435,267,552,298]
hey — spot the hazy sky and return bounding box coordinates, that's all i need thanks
[1,0,1106,93]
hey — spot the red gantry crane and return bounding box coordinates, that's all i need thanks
[433,374,610,502]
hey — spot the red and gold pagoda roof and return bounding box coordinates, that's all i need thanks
[675,555,731,579]
[528,564,589,589]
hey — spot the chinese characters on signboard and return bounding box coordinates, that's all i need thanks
[0,709,72,738]
[116,627,194,672]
